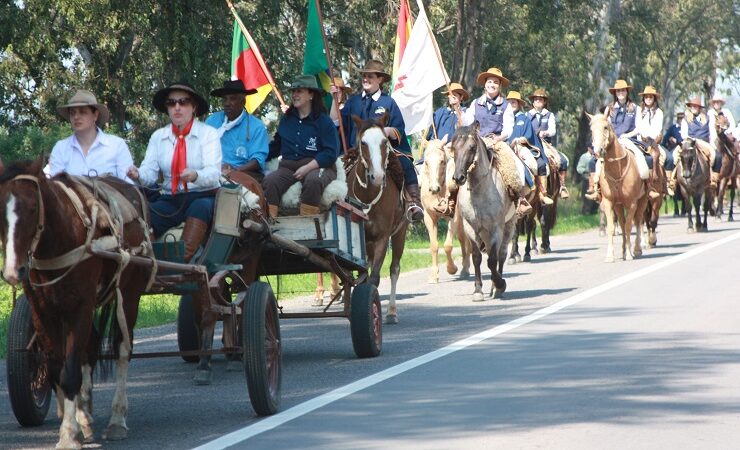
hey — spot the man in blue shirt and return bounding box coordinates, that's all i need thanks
[662,111,683,195]
[426,83,469,142]
[207,79,269,182]
[337,59,423,222]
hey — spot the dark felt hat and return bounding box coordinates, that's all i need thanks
[152,81,209,115]
[210,79,258,97]
[288,74,324,92]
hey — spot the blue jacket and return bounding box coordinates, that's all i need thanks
[509,111,544,155]
[205,111,268,170]
[341,91,412,155]
[426,106,465,141]
[269,109,339,168]
[661,123,683,150]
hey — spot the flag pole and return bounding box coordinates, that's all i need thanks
[226,0,287,108]
[313,0,349,154]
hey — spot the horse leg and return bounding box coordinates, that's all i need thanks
[57,321,89,449]
[75,364,94,443]
[488,250,506,299]
[633,198,646,258]
[694,192,704,232]
[457,220,471,278]
[368,238,389,288]
[602,199,616,262]
[314,273,326,306]
[330,273,341,297]
[443,218,458,276]
[729,187,735,222]
[508,220,521,265]
[717,179,726,218]
[471,246,485,302]
[193,289,218,386]
[423,211,440,283]
[386,223,408,325]
[685,189,695,232]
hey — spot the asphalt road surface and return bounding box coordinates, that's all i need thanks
[2,213,739,450]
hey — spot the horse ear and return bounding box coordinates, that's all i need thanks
[29,156,44,176]
[473,120,480,133]
[351,114,364,129]
[585,112,594,123]
[440,134,449,145]
[444,142,454,159]
[378,111,389,127]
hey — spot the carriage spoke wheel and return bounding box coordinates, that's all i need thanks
[6,294,51,426]
[350,283,383,358]
[243,281,281,416]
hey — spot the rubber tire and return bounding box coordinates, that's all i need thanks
[350,283,383,358]
[177,295,199,363]
[243,281,281,416]
[6,294,51,426]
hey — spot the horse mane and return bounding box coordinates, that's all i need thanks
[0,159,41,183]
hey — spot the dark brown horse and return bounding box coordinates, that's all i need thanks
[715,114,737,221]
[644,141,667,247]
[677,138,713,232]
[346,114,408,324]
[0,158,151,448]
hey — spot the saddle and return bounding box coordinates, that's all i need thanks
[63,174,143,231]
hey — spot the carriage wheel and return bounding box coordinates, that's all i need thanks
[6,294,51,426]
[350,283,382,358]
[177,295,199,363]
[243,281,281,416]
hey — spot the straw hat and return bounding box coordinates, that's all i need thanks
[153,81,209,115]
[333,77,353,96]
[685,97,704,109]
[57,89,110,126]
[357,59,391,83]
[443,83,470,102]
[476,67,510,87]
[710,96,726,106]
[638,85,661,100]
[608,79,633,94]
[506,91,527,107]
[527,88,549,102]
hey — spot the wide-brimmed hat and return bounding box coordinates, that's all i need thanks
[527,88,549,102]
[443,83,470,102]
[288,74,324,93]
[710,96,726,105]
[608,79,633,94]
[210,79,258,97]
[333,77,353,96]
[476,67,510,87]
[357,59,391,83]
[685,97,704,108]
[506,91,527,107]
[57,89,110,126]
[153,81,209,115]
[638,85,661,99]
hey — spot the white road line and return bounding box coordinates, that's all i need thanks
[193,231,740,450]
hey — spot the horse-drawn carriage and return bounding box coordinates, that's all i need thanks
[5,176,381,430]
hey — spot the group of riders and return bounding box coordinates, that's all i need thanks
[48,59,737,264]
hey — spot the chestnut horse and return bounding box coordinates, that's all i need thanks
[715,114,737,221]
[346,114,408,324]
[644,141,667,247]
[677,138,713,232]
[588,113,647,262]
[451,125,517,301]
[0,158,150,448]
[419,136,471,283]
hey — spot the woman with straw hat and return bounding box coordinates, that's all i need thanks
[127,81,221,262]
[49,89,134,181]
[528,88,570,199]
[679,96,721,188]
[425,82,470,142]
[636,85,671,195]
[708,96,736,134]
[461,67,514,143]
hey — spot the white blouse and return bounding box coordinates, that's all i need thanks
[635,106,663,141]
[49,129,134,182]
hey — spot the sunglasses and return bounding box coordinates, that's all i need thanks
[165,97,193,107]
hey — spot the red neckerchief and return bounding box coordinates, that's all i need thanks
[171,118,194,194]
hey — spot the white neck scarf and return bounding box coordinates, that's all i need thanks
[217,111,246,138]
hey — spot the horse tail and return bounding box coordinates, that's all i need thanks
[94,300,119,381]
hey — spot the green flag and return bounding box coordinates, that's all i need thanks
[303,0,333,109]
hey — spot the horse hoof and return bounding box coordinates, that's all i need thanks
[385,314,399,325]
[226,359,242,372]
[634,249,643,258]
[523,253,531,262]
[599,229,607,237]
[515,255,522,263]
[446,264,458,275]
[508,257,517,265]
[687,227,695,233]
[605,256,614,263]
[312,297,324,307]
[103,424,128,441]
[459,269,471,279]
[193,369,213,386]
[55,441,82,450]
[493,281,506,299]
[80,425,95,443]
[729,216,735,222]
[427,276,439,284]
[472,292,485,302]
[541,246,551,254]
[531,248,539,255]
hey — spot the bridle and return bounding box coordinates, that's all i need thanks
[7,175,45,257]
[352,127,391,214]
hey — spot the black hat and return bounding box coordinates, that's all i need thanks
[152,81,209,115]
[210,79,258,97]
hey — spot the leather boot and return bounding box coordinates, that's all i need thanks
[537,175,554,205]
[665,169,675,196]
[585,174,601,201]
[182,217,208,263]
[516,197,533,217]
[268,204,279,219]
[710,172,719,189]
[404,184,424,223]
[299,203,321,216]
[558,170,570,199]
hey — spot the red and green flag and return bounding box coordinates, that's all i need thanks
[391,0,412,93]
[231,20,272,113]
[302,0,333,109]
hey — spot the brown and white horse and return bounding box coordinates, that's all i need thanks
[715,114,737,221]
[419,136,470,283]
[346,114,408,324]
[0,158,150,448]
[644,140,667,247]
[588,113,648,262]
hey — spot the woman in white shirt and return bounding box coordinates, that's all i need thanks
[49,89,133,180]
[635,86,670,194]
[127,81,221,262]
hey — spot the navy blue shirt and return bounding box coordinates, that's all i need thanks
[270,109,339,168]
[341,90,412,155]
[509,111,544,154]
[661,123,683,150]
[426,106,465,141]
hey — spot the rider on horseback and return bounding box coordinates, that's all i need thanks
[528,88,570,199]
[680,97,720,189]
[636,85,670,197]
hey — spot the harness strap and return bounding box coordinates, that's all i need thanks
[11,175,45,255]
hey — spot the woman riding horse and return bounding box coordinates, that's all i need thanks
[528,88,570,199]
[679,97,721,189]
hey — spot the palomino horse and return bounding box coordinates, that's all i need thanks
[677,138,713,232]
[451,125,517,301]
[588,113,647,262]
[644,140,667,247]
[346,113,408,324]
[715,114,737,221]
[419,135,470,283]
[0,158,151,448]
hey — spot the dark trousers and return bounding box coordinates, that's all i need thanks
[398,153,418,186]
[263,158,337,207]
[149,190,216,238]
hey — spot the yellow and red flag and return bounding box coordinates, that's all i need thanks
[231,20,272,113]
[391,0,412,93]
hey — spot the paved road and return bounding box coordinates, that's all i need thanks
[2,214,739,449]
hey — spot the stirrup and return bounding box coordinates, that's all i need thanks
[585,190,600,201]
[406,203,423,222]
[516,199,533,217]
[559,186,570,199]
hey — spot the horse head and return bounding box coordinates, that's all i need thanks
[452,124,482,186]
[422,134,450,194]
[587,113,615,158]
[680,138,699,181]
[0,157,45,285]
[352,112,390,187]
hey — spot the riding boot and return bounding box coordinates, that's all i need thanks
[558,170,570,199]
[666,169,675,196]
[516,197,533,217]
[585,174,601,201]
[710,172,719,190]
[404,184,424,223]
[537,175,554,205]
[268,204,279,219]
[299,203,321,216]
[181,217,208,263]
